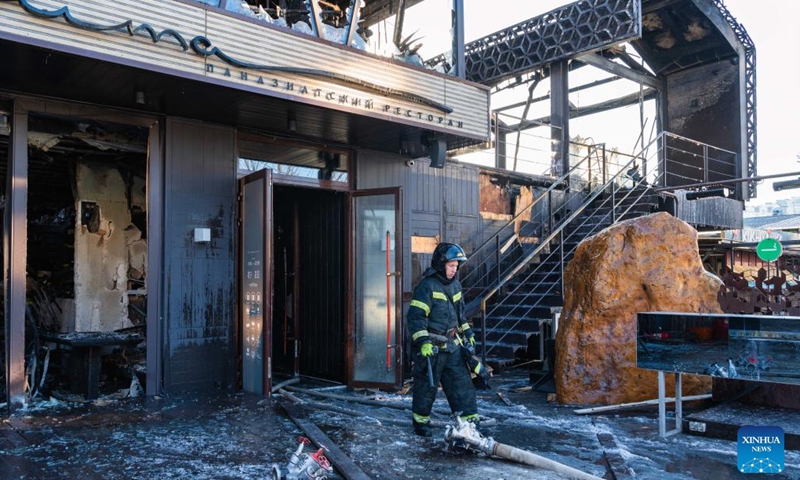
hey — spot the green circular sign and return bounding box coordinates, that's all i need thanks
[756,238,782,262]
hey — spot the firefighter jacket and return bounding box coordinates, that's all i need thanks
[408,270,471,348]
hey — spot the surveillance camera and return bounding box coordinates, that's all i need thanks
[405,160,415,167]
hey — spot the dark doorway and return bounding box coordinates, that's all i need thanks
[271,185,347,383]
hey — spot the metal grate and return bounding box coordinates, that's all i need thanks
[427,0,641,86]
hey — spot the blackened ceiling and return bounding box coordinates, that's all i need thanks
[632,0,738,76]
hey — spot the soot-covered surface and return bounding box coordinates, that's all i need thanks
[1,371,799,479]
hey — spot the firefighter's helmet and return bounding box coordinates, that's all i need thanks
[431,243,468,273]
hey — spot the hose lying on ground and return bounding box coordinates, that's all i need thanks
[445,417,603,480]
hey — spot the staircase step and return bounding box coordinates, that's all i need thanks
[501,279,560,293]
[471,328,533,345]
[485,303,557,319]
[482,356,519,371]
[498,293,563,307]
[475,313,545,329]
[476,342,524,359]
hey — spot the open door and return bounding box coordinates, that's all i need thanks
[350,188,403,389]
[238,169,273,395]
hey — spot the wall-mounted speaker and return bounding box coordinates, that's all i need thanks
[429,139,446,169]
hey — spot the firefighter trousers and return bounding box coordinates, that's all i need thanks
[412,347,477,419]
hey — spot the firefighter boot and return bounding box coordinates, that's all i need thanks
[413,419,432,437]
[462,414,481,435]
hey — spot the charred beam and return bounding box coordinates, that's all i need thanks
[494,76,623,113]
[345,0,362,47]
[617,51,653,76]
[505,88,657,132]
[576,53,663,90]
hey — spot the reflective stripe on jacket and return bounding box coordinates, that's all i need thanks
[408,273,466,346]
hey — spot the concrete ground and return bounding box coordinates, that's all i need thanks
[1,370,798,480]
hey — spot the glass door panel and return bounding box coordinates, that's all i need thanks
[352,189,402,388]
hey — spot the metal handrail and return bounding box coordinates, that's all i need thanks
[481,166,664,356]
[462,143,603,274]
[459,144,606,310]
[476,132,666,357]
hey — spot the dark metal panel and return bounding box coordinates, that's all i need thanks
[665,61,739,183]
[3,101,27,410]
[673,193,743,229]
[686,0,754,199]
[297,189,346,381]
[146,120,164,396]
[163,119,237,393]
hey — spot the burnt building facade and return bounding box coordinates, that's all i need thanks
[0,0,490,408]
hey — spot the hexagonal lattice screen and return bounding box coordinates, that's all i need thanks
[429,0,641,87]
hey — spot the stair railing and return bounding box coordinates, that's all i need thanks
[459,142,607,314]
[478,133,666,358]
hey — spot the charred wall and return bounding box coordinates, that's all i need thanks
[163,119,237,393]
[666,60,741,184]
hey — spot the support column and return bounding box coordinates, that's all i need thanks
[4,101,28,410]
[550,61,570,177]
[494,113,506,170]
[451,0,465,78]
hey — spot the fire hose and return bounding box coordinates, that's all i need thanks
[445,417,603,480]
[272,436,332,480]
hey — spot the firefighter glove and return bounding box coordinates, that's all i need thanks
[462,328,476,347]
[420,342,434,357]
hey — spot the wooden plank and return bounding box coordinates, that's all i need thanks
[0,418,30,449]
[495,389,514,406]
[597,433,635,480]
[280,401,373,480]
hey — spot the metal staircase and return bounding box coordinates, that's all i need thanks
[460,134,669,368]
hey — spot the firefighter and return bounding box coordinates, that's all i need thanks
[408,242,479,437]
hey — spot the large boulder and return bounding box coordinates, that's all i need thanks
[555,212,721,405]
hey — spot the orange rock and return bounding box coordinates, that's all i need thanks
[555,212,719,405]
